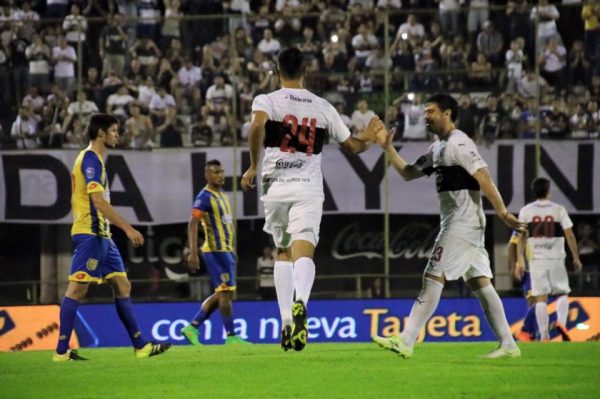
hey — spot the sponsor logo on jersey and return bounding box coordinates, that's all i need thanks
[275,159,305,169]
[287,94,313,103]
[86,167,95,179]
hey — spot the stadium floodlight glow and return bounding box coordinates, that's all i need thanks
[401,32,409,40]
[576,323,590,330]
[407,92,415,101]
[331,34,339,43]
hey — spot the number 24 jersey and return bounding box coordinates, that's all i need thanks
[252,88,351,202]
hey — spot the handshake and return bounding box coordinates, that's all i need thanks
[356,117,395,149]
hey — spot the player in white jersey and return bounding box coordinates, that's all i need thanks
[516,177,582,341]
[371,93,526,359]
[241,47,384,351]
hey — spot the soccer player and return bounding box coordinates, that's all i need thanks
[371,93,525,359]
[53,114,171,361]
[515,177,583,341]
[509,230,538,341]
[181,160,248,345]
[241,47,383,351]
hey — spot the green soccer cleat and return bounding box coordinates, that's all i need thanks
[135,342,172,359]
[291,300,308,351]
[225,335,251,344]
[281,325,293,351]
[371,335,413,358]
[181,324,201,345]
[483,346,521,359]
[52,349,88,362]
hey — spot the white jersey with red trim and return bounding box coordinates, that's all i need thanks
[252,88,351,202]
[518,199,573,264]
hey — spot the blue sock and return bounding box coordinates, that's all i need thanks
[115,297,147,349]
[522,305,537,335]
[56,297,80,354]
[191,309,210,327]
[222,315,234,335]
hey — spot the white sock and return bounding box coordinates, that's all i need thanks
[535,302,550,339]
[556,295,569,326]
[400,278,443,347]
[274,261,294,327]
[474,284,517,349]
[293,257,315,305]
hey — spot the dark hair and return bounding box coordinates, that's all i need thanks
[425,93,459,121]
[87,113,118,140]
[277,47,305,80]
[206,159,221,167]
[532,177,550,199]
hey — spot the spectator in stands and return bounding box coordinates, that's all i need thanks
[177,58,202,109]
[570,103,590,137]
[38,104,63,148]
[426,20,444,60]
[257,28,282,59]
[586,99,599,137]
[137,75,157,112]
[251,5,272,44]
[479,93,506,145]
[544,97,570,138]
[351,24,379,70]
[25,33,51,94]
[531,0,562,50]
[469,52,493,88]
[100,14,128,78]
[398,93,427,140]
[539,38,567,92]
[11,105,40,149]
[106,85,135,122]
[203,74,234,143]
[274,1,302,45]
[568,39,592,86]
[124,101,155,149]
[506,1,533,57]
[234,26,254,61]
[156,57,177,93]
[62,91,99,134]
[137,0,161,41]
[157,105,184,147]
[22,86,44,115]
[318,1,346,42]
[582,0,600,64]
[506,38,527,92]
[0,39,9,111]
[437,0,461,37]
[518,97,540,138]
[46,0,70,19]
[83,66,103,106]
[63,4,87,55]
[468,0,490,41]
[440,35,468,90]
[577,222,599,293]
[366,277,384,298]
[130,37,161,76]
[297,27,320,62]
[456,93,480,138]
[394,14,425,50]
[477,20,504,66]
[413,40,441,90]
[350,99,377,135]
[150,85,176,123]
[52,36,77,96]
[518,68,549,99]
[256,245,275,300]
[10,26,29,103]
[191,114,214,147]
[161,0,182,51]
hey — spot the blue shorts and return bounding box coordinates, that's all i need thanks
[522,271,532,298]
[69,234,126,284]
[202,251,236,292]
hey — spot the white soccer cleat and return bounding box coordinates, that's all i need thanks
[372,335,413,358]
[483,346,521,359]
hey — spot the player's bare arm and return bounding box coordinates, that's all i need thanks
[187,214,202,272]
[242,110,268,191]
[564,227,583,272]
[89,191,144,247]
[341,116,385,154]
[514,231,527,280]
[376,128,425,181]
[472,167,526,231]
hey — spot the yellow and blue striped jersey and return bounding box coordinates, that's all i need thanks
[192,188,234,252]
[510,230,531,270]
[71,148,111,238]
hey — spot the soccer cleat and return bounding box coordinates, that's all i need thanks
[52,349,88,362]
[181,324,201,345]
[280,325,293,351]
[225,335,251,344]
[555,322,571,342]
[135,342,172,359]
[483,346,521,359]
[371,335,413,358]
[514,330,533,342]
[291,300,308,351]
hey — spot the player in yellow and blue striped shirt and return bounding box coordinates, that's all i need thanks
[53,114,170,361]
[181,159,248,345]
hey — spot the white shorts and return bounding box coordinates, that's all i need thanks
[425,234,493,281]
[530,261,571,296]
[263,198,323,248]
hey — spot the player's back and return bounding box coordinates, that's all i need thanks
[252,88,351,202]
[71,148,110,238]
[519,199,572,263]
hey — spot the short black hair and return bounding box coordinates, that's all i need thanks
[206,159,221,167]
[87,113,118,140]
[425,93,459,122]
[532,177,550,199]
[277,47,305,80]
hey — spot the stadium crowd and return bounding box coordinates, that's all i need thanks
[1,0,600,149]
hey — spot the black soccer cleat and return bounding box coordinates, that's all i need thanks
[52,349,88,362]
[291,300,308,351]
[281,325,293,351]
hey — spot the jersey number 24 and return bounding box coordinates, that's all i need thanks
[280,114,317,156]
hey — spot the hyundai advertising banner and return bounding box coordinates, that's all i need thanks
[4,297,596,351]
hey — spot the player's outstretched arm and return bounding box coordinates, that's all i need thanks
[472,167,526,231]
[89,192,144,247]
[564,227,583,272]
[241,110,268,192]
[376,128,424,181]
[340,117,385,154]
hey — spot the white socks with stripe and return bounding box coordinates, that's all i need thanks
[274,261,294,327]
[400,278,444,347]
[474,284,518,349]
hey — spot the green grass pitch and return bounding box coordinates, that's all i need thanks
[1,342,599,399]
